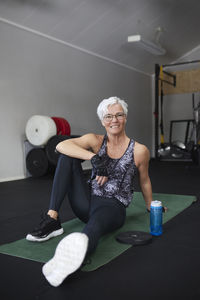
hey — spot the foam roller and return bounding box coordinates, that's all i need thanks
[51,117,71,135]
[25,115,57,146]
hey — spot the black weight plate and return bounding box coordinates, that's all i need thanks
[45,135,70,166]
[45,135,80,166]
[116,231,152,246]
[26,148,49,177]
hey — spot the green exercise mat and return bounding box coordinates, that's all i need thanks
[0,192,196,271]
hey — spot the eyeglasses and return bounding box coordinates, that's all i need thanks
[103,112,126,122]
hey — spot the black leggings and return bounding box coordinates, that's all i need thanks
[49,154,126,254]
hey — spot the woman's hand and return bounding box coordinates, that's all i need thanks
[91,154,108,177]
[163,206,168,212]
[90,154,109,185]
[147,206,168,213]
[95,175,108,186]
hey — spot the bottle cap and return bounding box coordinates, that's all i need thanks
[151,200,162,207]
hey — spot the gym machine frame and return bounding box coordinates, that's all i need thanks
[154,63,176,158]
[154,60,200,159]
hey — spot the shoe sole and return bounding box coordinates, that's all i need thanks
[42,232,88,278]
[42,232,88,287]
[26,228,64,242]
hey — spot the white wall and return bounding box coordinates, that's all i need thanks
[0,21,152,181]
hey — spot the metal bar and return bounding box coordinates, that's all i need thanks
[192,93,195,109]
[163,60,200,68]
[170,119,194,123]
[158,78,175,86]
[160,81,164,145]
[185,121,192,145]
[154,64,160,159]
[169,121,173,144]
[163,70,175,78]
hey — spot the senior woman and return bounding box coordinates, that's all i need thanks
[26,96,153,287]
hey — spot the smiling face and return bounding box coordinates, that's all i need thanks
[102,103,127,135]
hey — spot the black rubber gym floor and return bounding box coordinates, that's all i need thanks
[0,160,200,300]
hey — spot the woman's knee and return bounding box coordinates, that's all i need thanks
[56,154,77,171]
[58,154,82,167]
[58,153,72,164]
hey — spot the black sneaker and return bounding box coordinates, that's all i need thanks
[26,213,64,242]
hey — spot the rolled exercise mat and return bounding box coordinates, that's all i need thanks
[45,135,80,166]
[26,148,50,177]
[51,117,71,136]
[25,115,57,146]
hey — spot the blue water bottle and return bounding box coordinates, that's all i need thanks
[150,200,163,236]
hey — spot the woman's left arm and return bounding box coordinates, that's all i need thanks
[134,144,153,210]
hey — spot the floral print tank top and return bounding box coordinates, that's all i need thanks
[90,135,136,207]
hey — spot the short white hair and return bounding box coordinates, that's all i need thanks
[97,96,128,121]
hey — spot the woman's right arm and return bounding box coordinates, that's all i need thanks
[56,133,101,161]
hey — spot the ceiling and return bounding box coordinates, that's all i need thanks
[0,0,200,75]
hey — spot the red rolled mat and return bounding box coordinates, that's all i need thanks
[51,117,71,135]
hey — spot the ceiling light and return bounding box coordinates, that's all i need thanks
[127,34,166,56]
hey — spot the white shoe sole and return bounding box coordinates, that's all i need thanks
[26,228,64,242]
[42,232,88,287]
